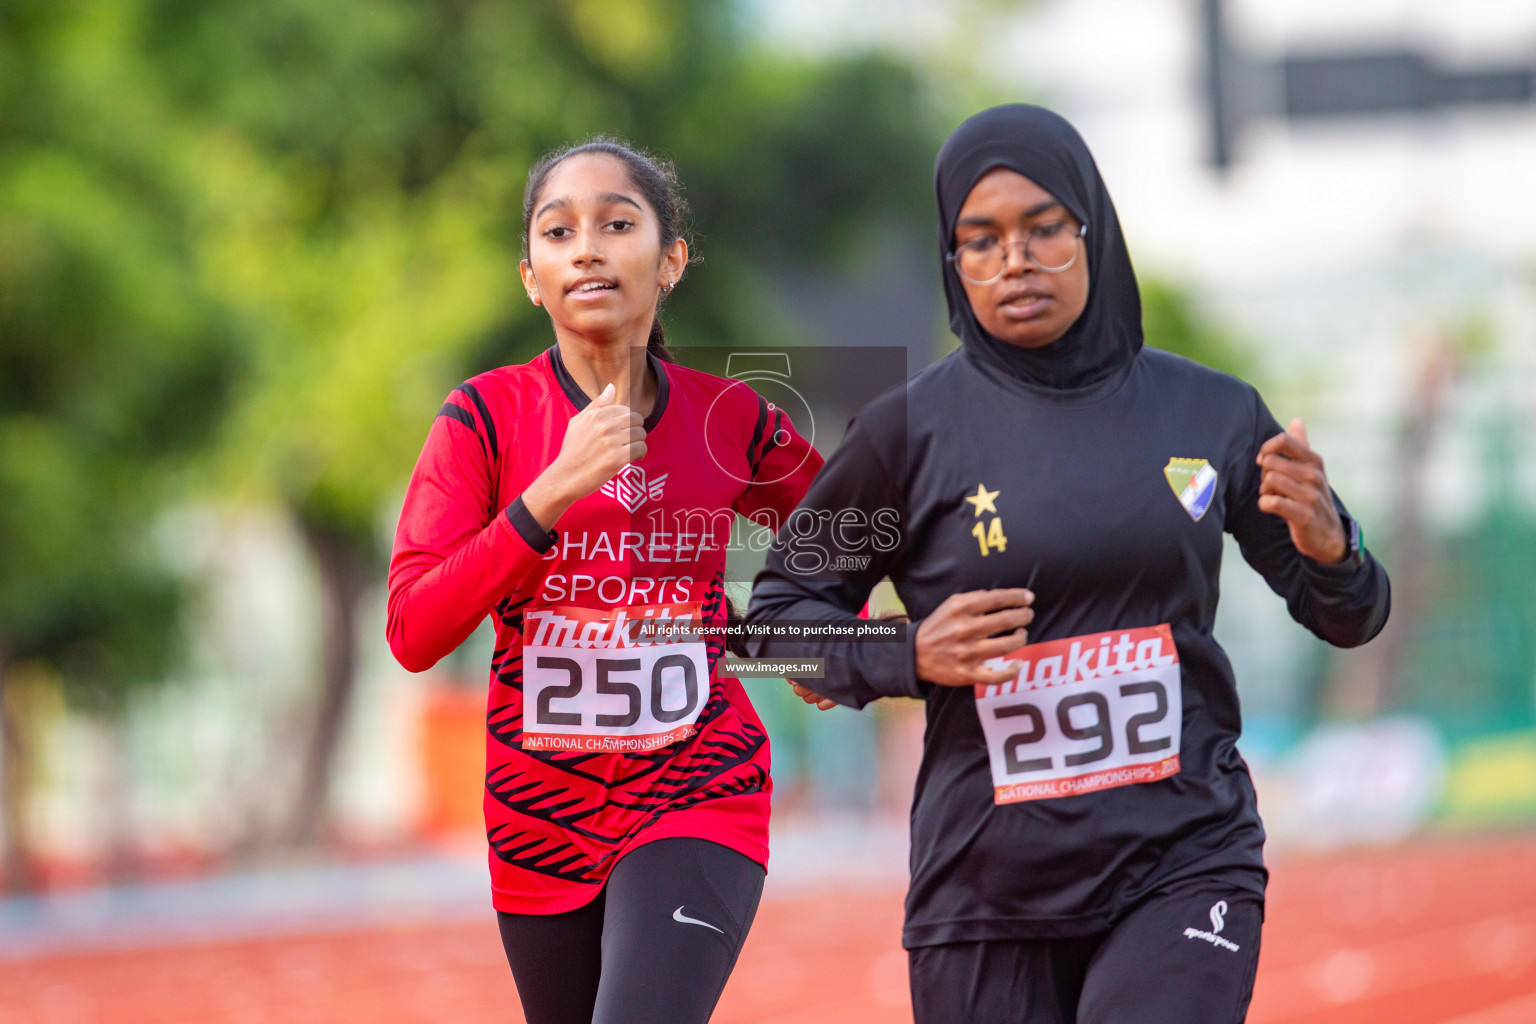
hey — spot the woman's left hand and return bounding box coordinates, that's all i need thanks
[785,610,912,711]
[790,682,837,711]
[1256,418,1347,563]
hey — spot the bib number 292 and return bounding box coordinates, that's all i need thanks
[975,624,1182,804]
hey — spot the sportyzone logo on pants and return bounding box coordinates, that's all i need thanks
[1184,900,1241,952]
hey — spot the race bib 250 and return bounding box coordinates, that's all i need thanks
[974,624,1182,805]
[521,603,709,753]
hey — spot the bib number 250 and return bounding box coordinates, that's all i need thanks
[521,602,709,753]
[975,624,1182,804]
[533,654,700,729]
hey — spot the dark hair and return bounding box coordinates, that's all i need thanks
[522,136,692,362]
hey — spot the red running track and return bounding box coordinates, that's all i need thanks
[1,834,1532,1023]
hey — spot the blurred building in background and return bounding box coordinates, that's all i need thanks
[3,0,1535,895]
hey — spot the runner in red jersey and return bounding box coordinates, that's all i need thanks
[386,139,821,1024]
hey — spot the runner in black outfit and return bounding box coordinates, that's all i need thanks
[744,105,1390,1024]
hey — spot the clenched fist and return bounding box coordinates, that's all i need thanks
[1256,418,1347,564]
[915,588,1034,688]
[523,383,646,531]
[553,382,647,496]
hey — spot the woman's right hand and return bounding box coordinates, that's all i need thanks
[552,382,647,494]
[523,383,646,530]
[915,588,1034,688]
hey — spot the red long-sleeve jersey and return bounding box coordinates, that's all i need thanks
[388,345,822,913]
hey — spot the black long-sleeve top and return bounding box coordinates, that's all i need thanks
[744,346,1390,947]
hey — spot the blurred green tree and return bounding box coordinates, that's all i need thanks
[0,0,237,888]
[134,0,947,843]
[1140,276,1250,380]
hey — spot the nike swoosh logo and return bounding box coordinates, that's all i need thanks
[672,906,724,934]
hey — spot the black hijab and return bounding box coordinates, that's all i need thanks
[935,104,1142,392]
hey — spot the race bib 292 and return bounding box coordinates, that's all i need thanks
[975,624,1182,805]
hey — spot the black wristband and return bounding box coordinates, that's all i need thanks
[505,495,558,554]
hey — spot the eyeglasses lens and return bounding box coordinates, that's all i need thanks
[956,223,1082,283]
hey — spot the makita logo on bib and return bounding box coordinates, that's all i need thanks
[524,604,700,649]
[985,626,1178,694]
[601,464,667,512]
[1183,900,1241,952]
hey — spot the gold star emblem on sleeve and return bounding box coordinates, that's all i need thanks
[964,483,1000,517]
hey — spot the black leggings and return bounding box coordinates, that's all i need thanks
[908,874,1264,1024]
[497,837,765,1024]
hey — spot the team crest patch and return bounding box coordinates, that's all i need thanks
[601,464,667,512]
[1164,458,1217,521]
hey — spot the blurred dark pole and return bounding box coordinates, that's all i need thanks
[1201,0,1232,170]
[1323,343,1454,719]
[287,521,372,847]
[1201,0,1536,171]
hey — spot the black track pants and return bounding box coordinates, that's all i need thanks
[909,875,1264,1024]
[497,837,765,1024]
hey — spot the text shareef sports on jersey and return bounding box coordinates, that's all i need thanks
[975,624,1182,805]
[535,528,711,605]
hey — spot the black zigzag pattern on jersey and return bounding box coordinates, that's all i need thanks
[494,594,532,628]
[744,393,769,472]
[490,640,522,682]
[700,569,730,673]
[486,709,670,789]
[580,724,769,879]
[454,382,498,460]
[484,710,767,881]
[601,720,767,818]
[483,567,768,882]
[486,827,602,885]
[750,405,786,480]
[483,681,766,817]
[436,402,486,458]
[485,769,609,836]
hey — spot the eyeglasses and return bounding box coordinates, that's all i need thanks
[947,220,1087,285]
